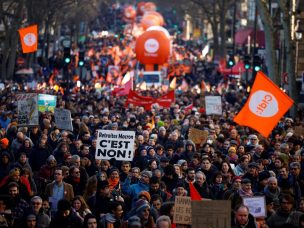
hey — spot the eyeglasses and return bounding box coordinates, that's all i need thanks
[32,202,41,205]
[250,138,257,141]
[74,171,80,174]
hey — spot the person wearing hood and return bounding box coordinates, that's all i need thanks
[14,152,32,174]
[0,151,14,180]
[181,139,196,162]
[99,201,124,228]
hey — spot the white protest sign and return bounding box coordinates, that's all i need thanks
[54,108,73,131]
[17,93,39,126]
[243,196,266,218]
[96,130,135,161]
[205,96,222,115]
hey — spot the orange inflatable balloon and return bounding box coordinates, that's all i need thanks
[141,12,164,30]
[144,2,157,12]
[137,2,146,16]
[124,6,136,20]
[135,30,170,65]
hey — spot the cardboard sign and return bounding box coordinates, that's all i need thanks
[96,130,135,161]
[243,196,266,218]
[17,93,39,126]
[188,128,208,145]
[191,200,231,228]
[54,108,73,131]
[205,96,222,115]
[173,196,192,225]
[38,94,57,113]
[294,126,304,136]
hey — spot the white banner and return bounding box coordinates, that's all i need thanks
[205,96,222,115]
[54,108,73,131]
[17,93,39,126]
[96,130,135,161]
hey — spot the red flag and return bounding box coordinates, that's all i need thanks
[234,71,294,137]
[189,182,201,201]
[112,79,132,96]
[18,25,38,53]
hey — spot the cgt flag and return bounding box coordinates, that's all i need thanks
[18,25,38,53]
[234,71,294,138]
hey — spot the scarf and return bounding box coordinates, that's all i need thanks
[264,186,281,199]
[108,178,120,191]
[238,188,253,197]
[73,177,81,184]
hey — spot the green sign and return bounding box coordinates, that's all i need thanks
[38,94,57,113]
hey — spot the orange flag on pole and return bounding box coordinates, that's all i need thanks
[18,25,38,53]
[189,182,201,201]
[234,71,294,138]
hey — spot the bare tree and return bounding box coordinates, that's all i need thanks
[0,0,24,80]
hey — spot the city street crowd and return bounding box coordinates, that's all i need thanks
[1,3,304,228]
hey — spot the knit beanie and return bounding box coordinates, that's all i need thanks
[138,191,151,202]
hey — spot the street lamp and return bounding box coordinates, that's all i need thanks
[295,19,303,40]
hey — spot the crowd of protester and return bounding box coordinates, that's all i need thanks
[1,3,304,228]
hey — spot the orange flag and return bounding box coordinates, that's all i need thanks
[189,182,201,201]
[18,25,38,53]
[234,71,294,137]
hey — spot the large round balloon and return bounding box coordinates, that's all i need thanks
[141,12,164,30]
[143,2,157,12]
[147,26,170,38]
[135,30,170,65]
[123,5,136,21]
[137,2,146,16]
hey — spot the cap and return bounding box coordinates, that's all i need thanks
[248,162,259,169]
[177,159,187,166]
[128,216,141,227]
[0,138,9,149]
[138,191,151,202]
[135,199,150,213]
[290,162,300,169]
[241,178,251,184]
[230,140,238,146]
[26,214,36,221]
[141,170,152,179]
[160,157,170,163]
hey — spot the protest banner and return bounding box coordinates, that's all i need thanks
[38,94,57,113]
[243,196,266,218]
[173,196,191,225]
[191,200,231,228]
[188,128,208,145]
[96,130,135,161]
[54,108,73,131]
[17,93,38,126]
[205,96,222,115]
[125,90,175,110]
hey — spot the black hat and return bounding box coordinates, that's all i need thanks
[241,178,251,184]
[258,171,270,182]
[57,199,71,211]
[97,180,109,190]
[160,157,170,163]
